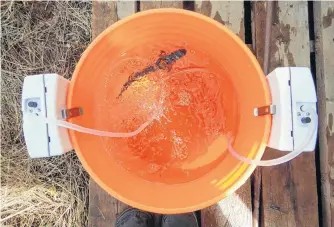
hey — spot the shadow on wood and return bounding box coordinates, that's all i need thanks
[88,177,252,227]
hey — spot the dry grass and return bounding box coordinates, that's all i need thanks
[1,1,92,226]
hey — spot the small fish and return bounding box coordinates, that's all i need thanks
[118,49,187,98]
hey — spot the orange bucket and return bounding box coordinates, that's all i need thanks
[68,9,271,213]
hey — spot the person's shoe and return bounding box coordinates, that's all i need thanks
[115,208,155,227]
[161,212,199,227]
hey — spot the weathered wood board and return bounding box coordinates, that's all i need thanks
[253,2,319,227]
[92,1,136,38]
[194,1,245,38]
[194,1,252,227]
[314,2,334,227]
[89,1,136,227]
[140,0,183,11]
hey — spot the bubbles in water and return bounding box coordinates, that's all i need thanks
[148,163,162,174]
[171,130,188,160]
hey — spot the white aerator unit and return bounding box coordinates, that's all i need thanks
[266,67,317,152]
[22,74,73,158]
[22,67,318,164]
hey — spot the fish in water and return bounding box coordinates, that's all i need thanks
[155,49,187,70]
[118,49,187,98]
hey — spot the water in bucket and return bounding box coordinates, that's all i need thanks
[94,41,239,184]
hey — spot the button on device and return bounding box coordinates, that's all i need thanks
[301,117,311,124]
[28,101,38,108]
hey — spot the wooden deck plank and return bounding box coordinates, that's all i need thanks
[89,2,136,227]
[140,0,183,11]
[314,2,334,227]
[194,2,252,227]
[253,2,319,227]
[194,1,245,38]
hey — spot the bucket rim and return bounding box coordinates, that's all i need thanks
[68,8,270,213]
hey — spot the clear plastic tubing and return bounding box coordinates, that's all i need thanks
[44,118,154,138]
[227,108,318,166]
[45,108,316,166]
[44,64,316,167]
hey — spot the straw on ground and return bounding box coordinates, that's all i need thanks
[1,2,91,226]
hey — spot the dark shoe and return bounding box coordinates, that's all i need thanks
[161,212,199,227]
[115,208,155,227]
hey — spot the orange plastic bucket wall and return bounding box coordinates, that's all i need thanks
[68,9,272,213]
